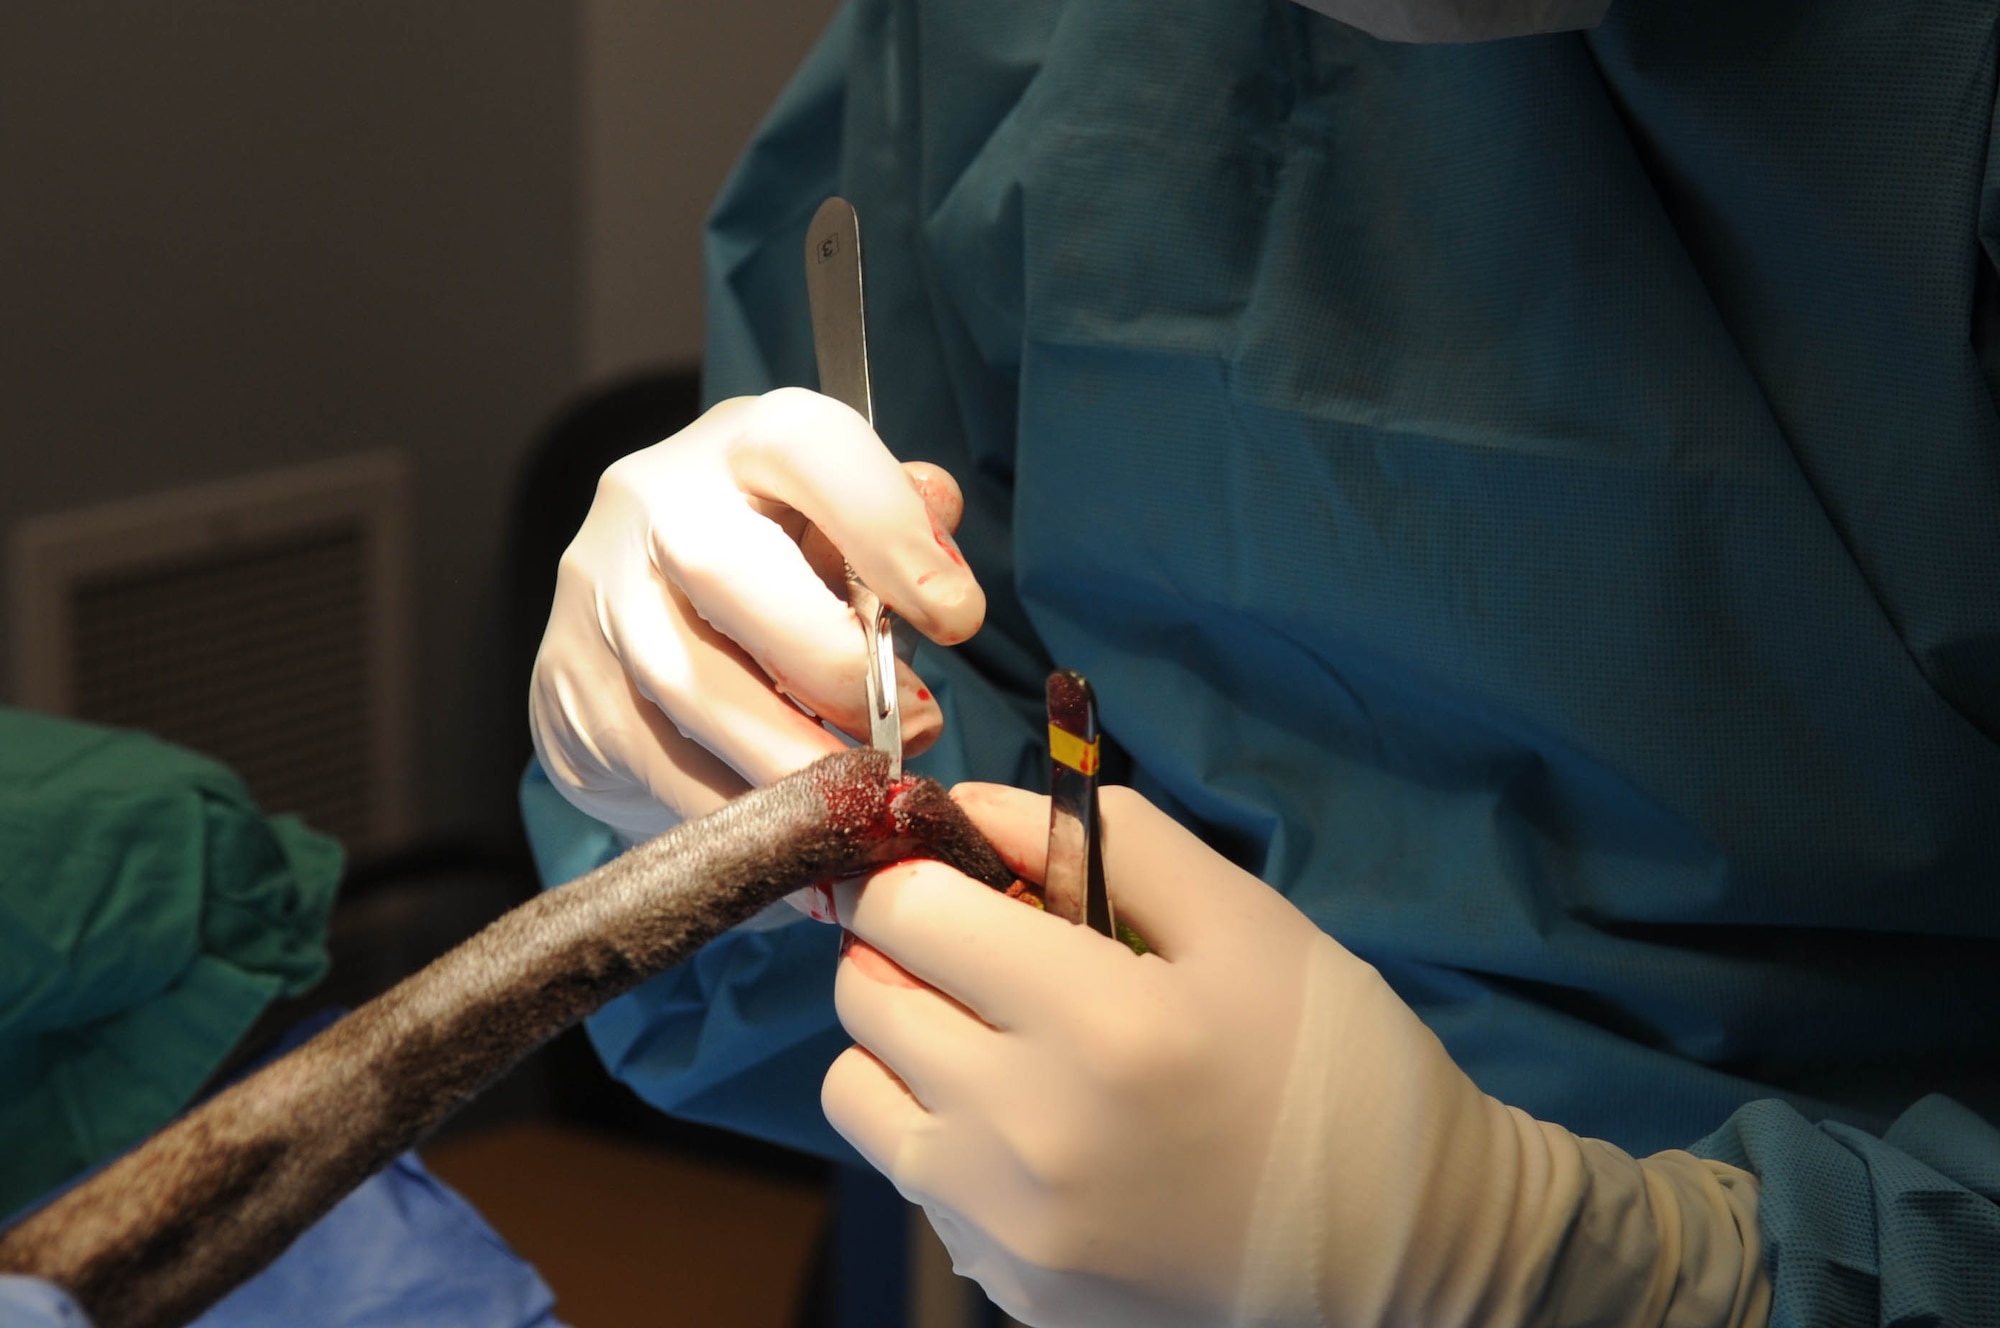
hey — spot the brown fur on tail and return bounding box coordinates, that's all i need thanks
[0,749,1009,1328]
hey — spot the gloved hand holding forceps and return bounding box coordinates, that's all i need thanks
[828,781,1769,1328]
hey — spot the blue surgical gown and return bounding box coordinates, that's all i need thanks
[528,0,2000,1320]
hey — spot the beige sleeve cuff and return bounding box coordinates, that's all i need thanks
[1530,1139,1772,1328]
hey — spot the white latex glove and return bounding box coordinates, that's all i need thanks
[529,388,983,848]
[824,783,1773,1328]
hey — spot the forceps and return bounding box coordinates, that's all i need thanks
[805,196,901,777]
[1044,669,1116,939]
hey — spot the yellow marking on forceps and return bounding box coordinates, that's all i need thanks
[1048,723,1100,776]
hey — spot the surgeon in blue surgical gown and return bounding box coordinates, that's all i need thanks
[525,0,2000,1323]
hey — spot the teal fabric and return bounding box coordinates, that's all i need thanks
[0,709,340,1216]
[526,0,2000,1318]
[1692,1096,2000,1327]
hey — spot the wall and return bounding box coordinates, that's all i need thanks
[579,0,843,379]
[0,0,838,849]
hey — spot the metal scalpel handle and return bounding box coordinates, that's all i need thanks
[805,196,900,777]
[806,197,874,426]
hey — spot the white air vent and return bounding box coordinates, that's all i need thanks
[10,454,413,850]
